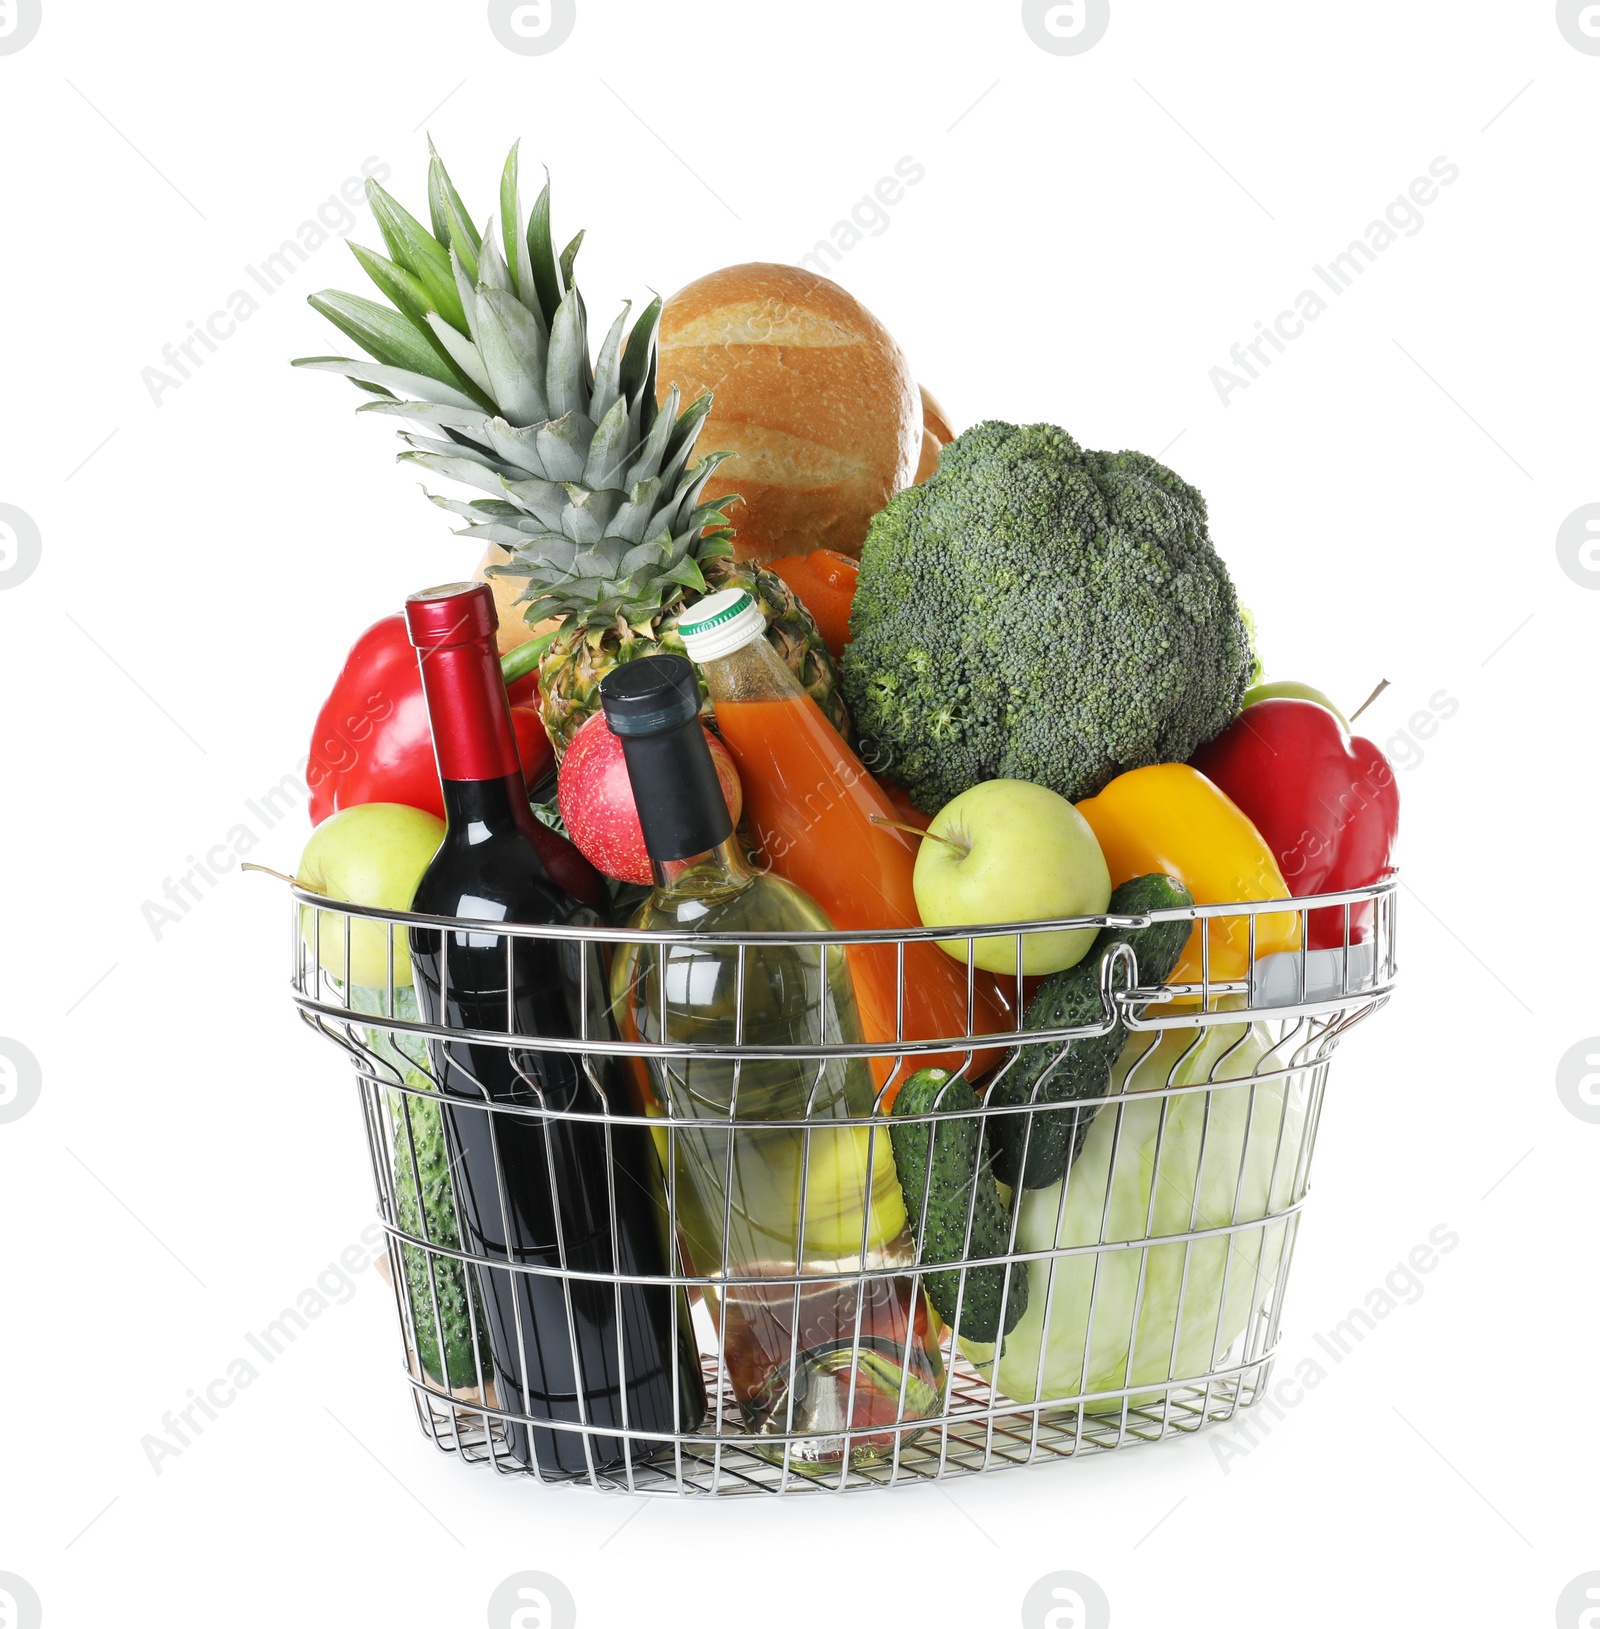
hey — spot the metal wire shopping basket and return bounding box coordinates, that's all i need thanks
[286,879,1396,1496]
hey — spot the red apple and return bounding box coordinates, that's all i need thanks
[558,709,743,885]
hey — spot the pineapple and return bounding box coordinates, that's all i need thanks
[296,142,848,755]
[524,541,848,753]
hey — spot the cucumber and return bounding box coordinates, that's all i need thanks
[987,874,1194,1192]
[353,985,492,1391]
[889,1068,1028,1342]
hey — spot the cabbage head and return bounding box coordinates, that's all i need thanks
[983,1018,1307,1410]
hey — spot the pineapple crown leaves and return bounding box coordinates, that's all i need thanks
[292,141,740,624]
[489,521,738,641]
[296,139,612,420]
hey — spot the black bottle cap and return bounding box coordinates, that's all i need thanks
[599,656,733,863]
[600,656,702,737]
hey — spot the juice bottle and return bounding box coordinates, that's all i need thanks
[676,589,1010,1097]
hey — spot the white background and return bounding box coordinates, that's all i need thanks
[1,1,1594,1624]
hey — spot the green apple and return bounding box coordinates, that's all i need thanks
[295,803,445,989]
[1242,680,1349,730]
[914,780,1112,976]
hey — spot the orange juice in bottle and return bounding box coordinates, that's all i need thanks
[677,589,1009,1095]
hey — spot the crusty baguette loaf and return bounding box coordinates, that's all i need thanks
[657,262,922,565]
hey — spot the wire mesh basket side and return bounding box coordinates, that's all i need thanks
[289,883,1394,1494]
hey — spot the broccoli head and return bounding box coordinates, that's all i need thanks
[842,421,1253,813]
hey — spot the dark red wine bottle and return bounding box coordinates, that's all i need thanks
[404,583,704,1478]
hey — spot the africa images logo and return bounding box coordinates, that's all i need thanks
[0,0,42,55]
[1556,0,1600,52]
[488,0,576,54]
[487,1573,577,1629]
[1022,0,1110,54]
[1021,1572,1111,1629]
[0,1039,42,1125]
[1556,505,1600,590]
[0,1573,43,1629]
[1556,1038,1600,1125]
[0,505,41,590]
[1556,1573,1600,1629]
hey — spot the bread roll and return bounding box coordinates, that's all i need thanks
[916,384,956,482]
[657,263,921,565]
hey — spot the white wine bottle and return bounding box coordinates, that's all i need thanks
[602,655,943,1469]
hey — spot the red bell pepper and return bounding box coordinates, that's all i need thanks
[307,615,553,826]
[1189,697,1399,950]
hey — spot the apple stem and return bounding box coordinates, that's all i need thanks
[869,813,967,855]
[1348,678,1390,725]
[242,863,298,885]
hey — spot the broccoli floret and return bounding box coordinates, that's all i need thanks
[842,421,1253,813]
[1239,605,1264,686]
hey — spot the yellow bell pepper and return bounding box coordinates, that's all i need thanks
[801,1123,908,1255]
[1076,764,1300,987]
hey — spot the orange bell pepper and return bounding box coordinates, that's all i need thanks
[767,549,859,662]
[1076,764,1300,987]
